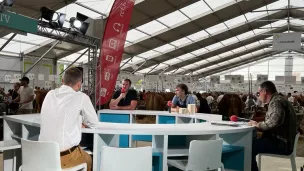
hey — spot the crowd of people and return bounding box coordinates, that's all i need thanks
[0,69,302,171]
[108,79,301,171]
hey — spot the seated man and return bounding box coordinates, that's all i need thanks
[39,68,99,171]
[249,81,298,171]
[171,84,196,112]
[110,79,138,110]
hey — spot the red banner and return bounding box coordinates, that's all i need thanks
[96,0,135,105]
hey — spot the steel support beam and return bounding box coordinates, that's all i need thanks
[147,63,160,74]
[172,69,179,74]
[288,0,290,32]
[132,60,147,74]
[88,47,98,106]
[159,67,170,75]
[0,33,16,52]
[75,2,107,17]
[252,7,304,12]
[59,49,89,75]
[23,40,60,76]
[120,56,134,69]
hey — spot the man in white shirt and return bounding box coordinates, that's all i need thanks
[287,93,294,104]
[13,77,34,114]
[39,68,99,171]
[206,93,214,105]
[217,92,224,103]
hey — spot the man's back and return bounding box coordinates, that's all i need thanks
[39,85,98,151]
[206,96,214,104]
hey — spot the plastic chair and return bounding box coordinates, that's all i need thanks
[100,146,152,171]
[19,139,87,171]
[167,139,225,171]
[258,133,300,171]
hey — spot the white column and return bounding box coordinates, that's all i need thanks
[285,57,293,76]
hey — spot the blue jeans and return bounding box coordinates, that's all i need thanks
[251,135,291,171]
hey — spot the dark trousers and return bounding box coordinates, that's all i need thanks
[251,136,291,171]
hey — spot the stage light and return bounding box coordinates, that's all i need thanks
[40,7,58,21]
[69,12,90,35]
[52,12,59,21]
[2,0,15,7]
[70,17,82,28]
[40,6,66,28]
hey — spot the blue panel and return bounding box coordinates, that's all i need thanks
[168,135,187,147]
[158,116,175,124]
[153,151,163,171]
[99,113,130,123]
[99,113,130,147]
[222,145,244,171]
[222,145,244,153]
[168,167,182,171]
[132,135,152,141]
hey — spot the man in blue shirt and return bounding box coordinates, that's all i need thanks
[171,84,197,112]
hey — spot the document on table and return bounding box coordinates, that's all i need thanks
[209,121,247,127]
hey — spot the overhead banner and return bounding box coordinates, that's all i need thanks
[210,76,220,84]
[273,32,301,51]
[257,74,268,83]
[96,0,135,105]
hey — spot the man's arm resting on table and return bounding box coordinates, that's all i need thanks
[116,100,138,110]
[82,94,99,128]
[109,92,125,108]
[171,104,179,112]
[251,101,284,130]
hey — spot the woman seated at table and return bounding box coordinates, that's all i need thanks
[171,84,197,112]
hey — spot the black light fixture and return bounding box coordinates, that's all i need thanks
[69,12,90,35]
[2,0,15,7]
[0,0,16,11]
[40,6,66,28]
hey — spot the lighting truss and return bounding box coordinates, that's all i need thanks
[37,20,99,47]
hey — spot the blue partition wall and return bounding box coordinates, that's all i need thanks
[99,113,130,147]
[99,113,245,171]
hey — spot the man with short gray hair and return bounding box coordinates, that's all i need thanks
[249,81,298,171]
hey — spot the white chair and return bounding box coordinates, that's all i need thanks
[167,139,225,171]
[100,146,152,171]
[258,133,300,171]
[19,139,87,171]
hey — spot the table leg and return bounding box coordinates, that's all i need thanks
[220,130,253,171]
[3,119,22,171]
[152,135,168,171]
[93,134,120,171]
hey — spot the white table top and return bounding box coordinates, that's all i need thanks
[4,114,254,135]
[98,109,223,121]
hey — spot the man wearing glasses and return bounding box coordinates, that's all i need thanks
[248,81,298,171]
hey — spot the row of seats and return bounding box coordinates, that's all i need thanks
[18,133,301,171]
[18,139,225,171]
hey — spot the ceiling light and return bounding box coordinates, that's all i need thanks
[2,0,15,6]
[69,13,90,35]
[40,7,58,21]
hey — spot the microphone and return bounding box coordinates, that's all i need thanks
[230,115,250,122]
[121,88,126,93]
